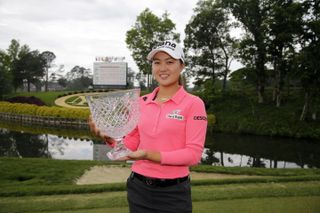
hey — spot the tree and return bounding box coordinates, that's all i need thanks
[66,66,91,80]
[14,50,46,92]
[0,50,12,99]
[7,39,21,63]
[127,67,135,88]
[267,1,304,107]
[184,0,236,92]
[135,72,147,90]
[41,51,56,91]
[6,39,31,91]
[57,77,68,88]
[65,66,92,90]
[126,8,180,89]
[1,39,58,93]
[229,67,257,92]
[296,0,320,121]
[223,0,269,103]
[49,65,65,83]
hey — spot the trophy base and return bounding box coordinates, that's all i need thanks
[107,149,131,160]
[106,141,131,160]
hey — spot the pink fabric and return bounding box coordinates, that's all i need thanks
[124,86,207,179]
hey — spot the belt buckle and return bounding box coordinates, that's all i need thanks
[145,178,154,185]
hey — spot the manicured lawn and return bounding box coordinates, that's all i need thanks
[43,196,320,213]
[1,157,320,212]
[1,188,319,212]
[193,196,320,213]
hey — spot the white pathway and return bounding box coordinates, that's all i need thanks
[54,93,103,108]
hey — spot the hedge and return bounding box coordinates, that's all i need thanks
[0,101,90,120]
[0,101,216,127]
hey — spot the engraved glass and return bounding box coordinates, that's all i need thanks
[86,89,140,160]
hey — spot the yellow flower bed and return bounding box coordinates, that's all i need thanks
[0,101,90,120]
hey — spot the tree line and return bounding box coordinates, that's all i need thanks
[125,0,319,121]
[0,0,318,122]
[0,39,94,97]
[0,39,55,94]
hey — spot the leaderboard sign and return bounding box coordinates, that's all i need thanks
[93,56,127,88]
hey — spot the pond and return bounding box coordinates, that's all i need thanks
[0,121,319,168]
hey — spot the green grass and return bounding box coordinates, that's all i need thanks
[65,95,80,103]
[0,158,126,187]
[65,95,88,107]
[192,181,320,201]
[1,157,320,197]
[0,184,319,212]
[1,157,320,212]
[38,196,320,213]
[191,165,320,176]
[193,196,320,213]
[2,157,318,188]
[7,91,67,106]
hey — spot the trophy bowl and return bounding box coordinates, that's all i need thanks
[86,89,140,160]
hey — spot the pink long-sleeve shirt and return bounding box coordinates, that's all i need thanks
[124,86,207,179]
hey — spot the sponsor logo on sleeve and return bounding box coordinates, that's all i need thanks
[193,116,207,121]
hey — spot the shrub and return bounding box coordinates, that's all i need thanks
[5,96,46,106]
[0,101,90,120]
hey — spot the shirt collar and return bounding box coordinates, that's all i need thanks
[145,86,187,105]
[171,86,187,104]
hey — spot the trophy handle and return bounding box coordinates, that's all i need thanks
[106,138,131,160]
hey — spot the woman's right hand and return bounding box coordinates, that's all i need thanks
[88,115,115,146]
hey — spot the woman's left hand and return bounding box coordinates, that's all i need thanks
[128,150,148,160]
[118,150,147,161]
[118,150,161,163]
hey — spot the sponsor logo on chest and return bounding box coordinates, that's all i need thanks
[166,109,184,121]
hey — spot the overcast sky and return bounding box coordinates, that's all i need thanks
[0,0,199,74]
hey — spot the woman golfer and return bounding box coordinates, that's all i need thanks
[89,40,207,213]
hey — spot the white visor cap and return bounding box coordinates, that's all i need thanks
[147,40,185,63]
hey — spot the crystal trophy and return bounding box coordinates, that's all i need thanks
[86,89,140,160]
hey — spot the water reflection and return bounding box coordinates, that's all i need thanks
[0,122,319,168]
[203,132,320,168]
[202,151,301,168]
[48,135,94,160]
[0,127,111,161]
[0,128,49,158]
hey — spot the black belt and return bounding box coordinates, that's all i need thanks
[131,172,189,187]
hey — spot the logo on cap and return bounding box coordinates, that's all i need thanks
[155,41,177,51]
[147,40,184,63]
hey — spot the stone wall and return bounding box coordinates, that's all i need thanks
[0,112,88,128]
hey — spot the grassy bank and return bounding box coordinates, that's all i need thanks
[201,91,320,139]
[0,157,320,212]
